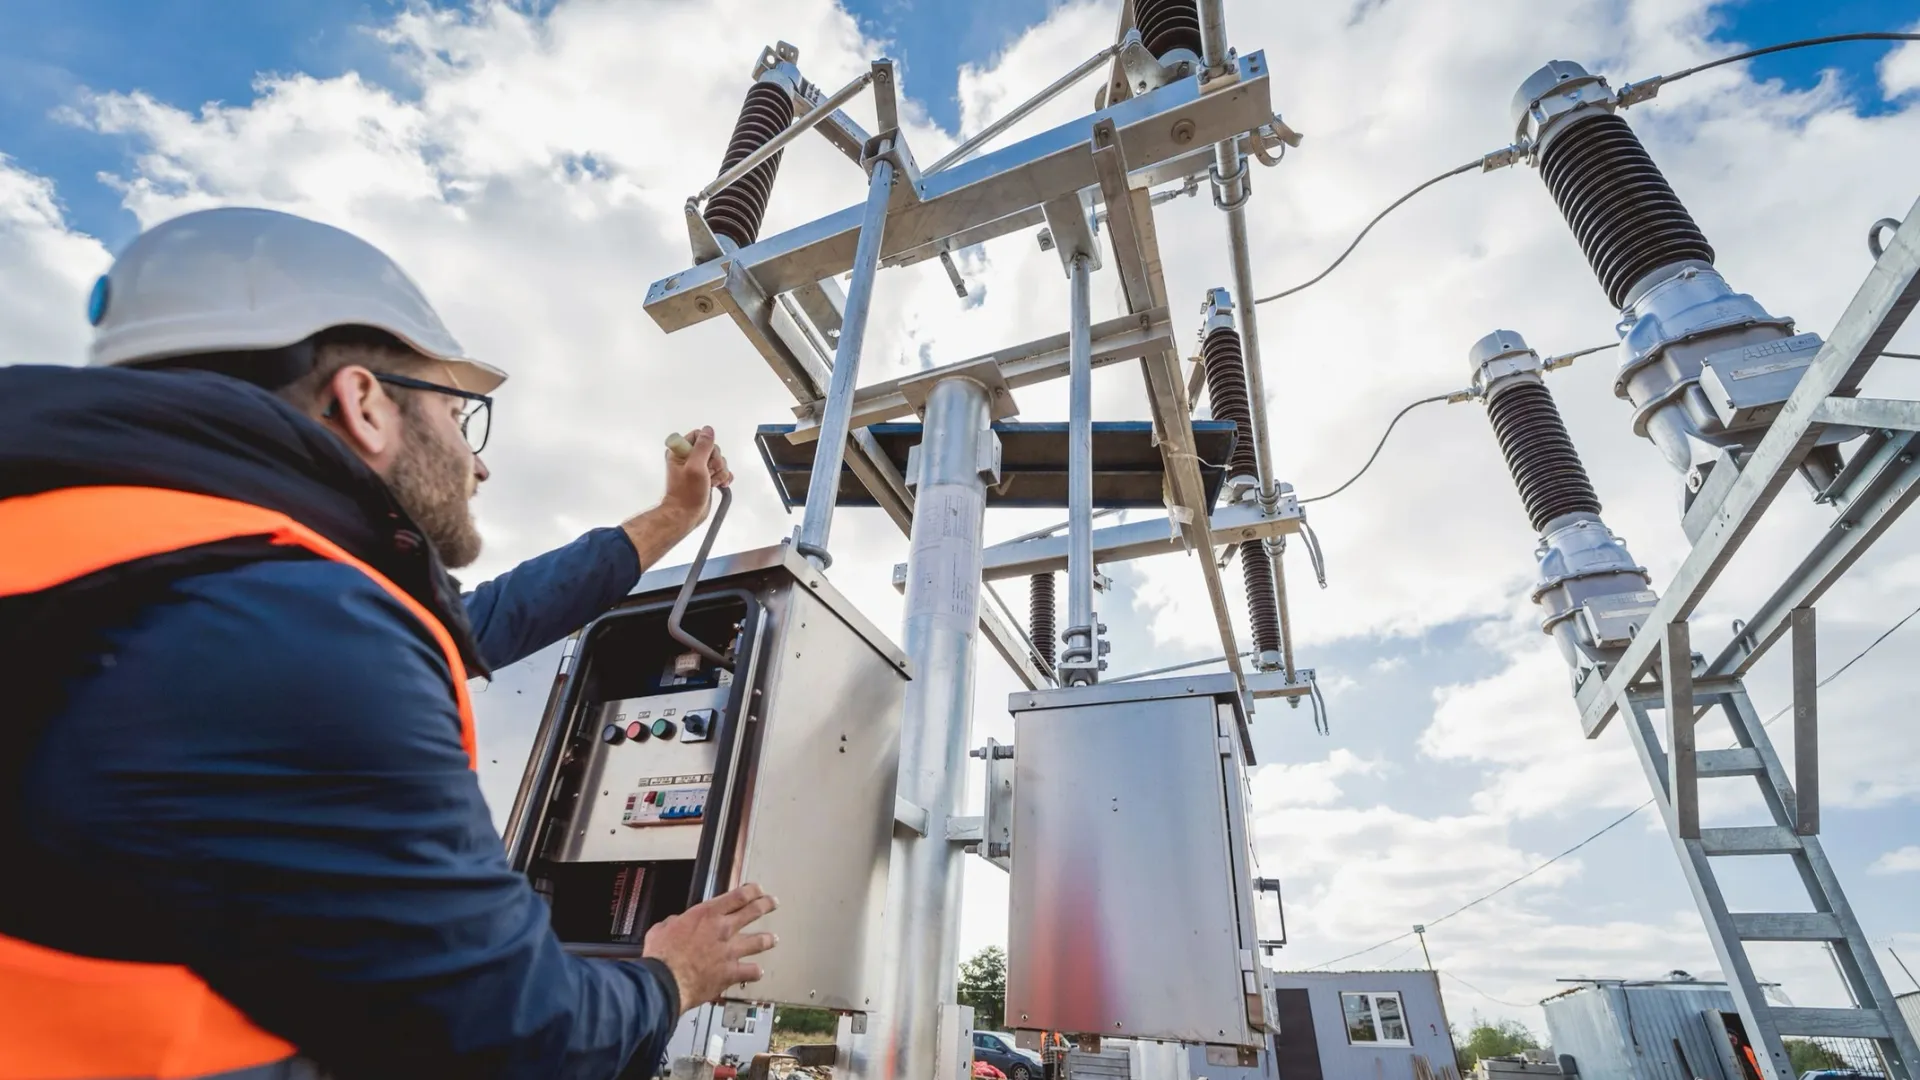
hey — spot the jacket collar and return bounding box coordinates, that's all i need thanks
[0,364,490,676]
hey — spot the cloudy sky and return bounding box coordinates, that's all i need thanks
[6,0,1920,1039]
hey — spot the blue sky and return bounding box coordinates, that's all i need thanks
[3,0,1914,250]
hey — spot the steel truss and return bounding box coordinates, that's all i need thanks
[642,4,1300,1074]
[1570,199,1920,1080]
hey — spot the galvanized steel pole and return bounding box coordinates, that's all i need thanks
[860,375,997,1080]
[1198,0,1278,509]
[1062,253,1098,684]
[796,155,895,567]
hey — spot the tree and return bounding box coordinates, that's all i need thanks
[958,945,1008,1032]
[1455,1018,1542,1073]
[1786,1039,1848,1075]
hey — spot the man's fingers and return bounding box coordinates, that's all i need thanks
[706,883,767,916]
[719,895,778,936]
[728,960,766,985]
[730,930,778,958]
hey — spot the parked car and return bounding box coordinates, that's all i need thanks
[973,1061,1008,1079]
[973,1030,1042,1080]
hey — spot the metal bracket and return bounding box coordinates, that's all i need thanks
[945,816,984,844]
[863,128,926,213]
[970,738,1014,869]
[896,357,1017,423]
[1041,193,1102,275]
[894,796,929,837]
[685,198,727,265]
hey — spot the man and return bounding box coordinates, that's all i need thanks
[0,207,775,1079]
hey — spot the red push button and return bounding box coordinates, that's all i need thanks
[626,720,647,741]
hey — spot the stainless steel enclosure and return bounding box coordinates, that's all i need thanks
[504,544,908,1013]
[1006,676,1269,1049]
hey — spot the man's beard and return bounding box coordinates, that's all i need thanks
[387,410,483,569]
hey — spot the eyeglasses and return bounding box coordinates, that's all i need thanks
[375,373,493,454]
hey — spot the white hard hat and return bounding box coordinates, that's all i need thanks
[88,207,506,394]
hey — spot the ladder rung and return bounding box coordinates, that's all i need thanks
[1699,826,1801,856]
[1769,1007,1892,1040]
[1730,912,1845,941]
[1697,748,1765,778]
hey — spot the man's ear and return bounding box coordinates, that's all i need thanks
[320,365,404,466]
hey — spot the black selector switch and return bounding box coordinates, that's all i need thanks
[682,710,713,740]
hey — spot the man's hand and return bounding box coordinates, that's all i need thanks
[661,426,732,531]
[622,425,734,570]
[642,883,778,1010]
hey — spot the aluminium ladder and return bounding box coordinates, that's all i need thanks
[1609,612,1918,1080]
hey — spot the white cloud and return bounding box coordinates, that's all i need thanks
[1870,846,1920,876]
[0,157,111,366]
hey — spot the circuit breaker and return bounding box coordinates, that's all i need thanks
[502,544,909,1014]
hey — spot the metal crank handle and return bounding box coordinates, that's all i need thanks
[664,432,735,670]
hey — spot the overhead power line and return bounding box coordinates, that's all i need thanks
[1253,33,1920,307]
[1296,345,1611,506]
[1299,598,1920,971]
[1254,158,1489,306]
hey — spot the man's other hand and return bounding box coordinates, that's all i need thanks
[642,883,778,1010]
[660,425,732,531]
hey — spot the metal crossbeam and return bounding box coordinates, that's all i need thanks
[1581,197,1920,737]
[644,51,1274,332]
[975,500,1301,580]
[786,309,1172,441]
[1704,436,1920,681]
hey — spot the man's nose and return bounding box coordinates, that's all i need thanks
[473,454,491,483]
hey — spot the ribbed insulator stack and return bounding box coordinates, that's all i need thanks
[1134,0,1203,60]
[1201,309,1282,665]
[1239,539,1282,659]
[1537,114,1715,308]
[1029,572,1056,672]
[1202,326,1259,484]
[1486,377,1602,533]
[704,81,795,249]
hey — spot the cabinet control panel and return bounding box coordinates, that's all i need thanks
[544,687,730,865]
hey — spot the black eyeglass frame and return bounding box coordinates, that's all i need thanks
[374,372,494,454]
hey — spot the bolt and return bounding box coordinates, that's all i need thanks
[1172,119,1197,145]
[694,296,714,314]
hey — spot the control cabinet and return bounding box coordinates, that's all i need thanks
[502,544,909,1013]
[1005,675,1274,1050]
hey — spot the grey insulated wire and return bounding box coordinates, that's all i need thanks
[1298,393,1454,504]
[1301,597,1920,973]
[1637,32,1920,93]
[1254,158,1486,305]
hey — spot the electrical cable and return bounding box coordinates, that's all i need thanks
[1627,33,1920,98]
[1883,352,1920,361]
[1299,394,1454,504]
[1442,971,1541,1010]
[1248,34,1919,309]
[1254,158,1487,305]
[1297,345,1612,508]
[1299,596,1920,973]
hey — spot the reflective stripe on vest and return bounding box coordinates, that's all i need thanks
[0,485,477,1079]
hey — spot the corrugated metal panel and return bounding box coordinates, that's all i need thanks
[1266,971,1461,1080]
[1899,993,1920,1046]
[1543,983,1738,1080]
[1069,1048,1133,1078]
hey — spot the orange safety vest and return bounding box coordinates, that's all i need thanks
[0,485,478,1080]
